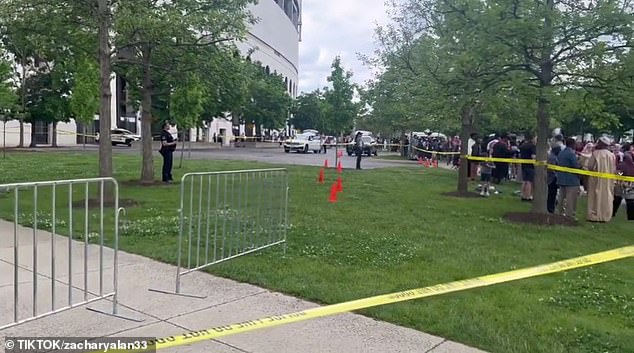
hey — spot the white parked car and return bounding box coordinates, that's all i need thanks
[96,128,141,147]
[284,133,324,153]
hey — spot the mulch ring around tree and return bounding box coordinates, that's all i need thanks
[72,198,140,209]
[442,191,482,198]
[504,212,578,227]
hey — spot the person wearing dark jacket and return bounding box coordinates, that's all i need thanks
[159,122,177,183]
[492,133,513,184]
[556,138,581,217]
[547,145,562,213]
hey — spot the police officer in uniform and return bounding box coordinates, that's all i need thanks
[160,122,177,183]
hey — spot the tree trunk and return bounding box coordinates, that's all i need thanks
[531,92,551,214]
[97,0,114,201]
[29,120,37,147]
[457,104,475,193]
[18,57,26,148]
[51,121,58,147]
[18,120,24,148]
[179,131,185,168]
[140,46,154,184]
[531,0,555,214]
[83,124,87,150]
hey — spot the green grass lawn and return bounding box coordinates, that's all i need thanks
[0,152,632,353]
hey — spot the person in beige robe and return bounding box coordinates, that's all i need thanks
[587,138,616,222]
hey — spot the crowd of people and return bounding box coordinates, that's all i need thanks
[467,132,634,222]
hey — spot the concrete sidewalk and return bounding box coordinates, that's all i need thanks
[0,219,485,353]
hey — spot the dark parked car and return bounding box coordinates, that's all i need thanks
[346,135,378,157]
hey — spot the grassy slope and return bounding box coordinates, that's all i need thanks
[0,152,632,353]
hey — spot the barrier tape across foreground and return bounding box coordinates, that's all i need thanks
[467,156,634,182]
[94,245,633,353]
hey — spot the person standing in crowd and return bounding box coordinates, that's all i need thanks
[492,133,513,184]
[354,131,364,170]
[547,143,562,213]
[613,149,634,220]
[159,122,177,184]
[556,138,581,217]
[519,134,537,201]
[586,137,616,222]
[479,141,494,197]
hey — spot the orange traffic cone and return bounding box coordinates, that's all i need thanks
[324,159,329,168]
[328,183,338,203]
[337,161,343,174]
[318,168,325,184]
[336,176,343,192]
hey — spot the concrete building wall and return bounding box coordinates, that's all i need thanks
[206,0,301,140]
[237,0,300,97]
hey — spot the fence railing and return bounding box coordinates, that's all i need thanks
[0,177,124,330]
[151,169,289,297]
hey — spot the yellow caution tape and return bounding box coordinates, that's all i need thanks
[96,246,633,353]
[467,156,634,182]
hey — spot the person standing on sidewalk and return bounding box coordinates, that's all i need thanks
[556,138,581,217]
[160,122,177,183]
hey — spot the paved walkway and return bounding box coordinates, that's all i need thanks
[0,219,485,353]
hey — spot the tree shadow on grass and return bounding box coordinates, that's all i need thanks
[504,212,578,226]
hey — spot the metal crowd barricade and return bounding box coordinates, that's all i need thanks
[0,177,125,330]
[151,169,289,297]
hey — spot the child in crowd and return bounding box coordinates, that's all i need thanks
[480,150,495,197]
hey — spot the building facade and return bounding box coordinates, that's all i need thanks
[0,0,301,147]
[199,0,302,145]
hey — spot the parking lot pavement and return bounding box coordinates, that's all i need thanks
[181,147,411,170]
[35,144,413,170]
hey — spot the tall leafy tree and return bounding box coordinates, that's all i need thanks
[243,65,292,135]
[112,0,255,183]
[0,0,113,180]
[169,72,206,167]
[70,57,100,149]
[373,0,515,192]
[441,0,634,213]
[0,56,18,156]
[324,57,359,135]
[291,90,326,132]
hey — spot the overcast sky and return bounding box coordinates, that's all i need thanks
[298,0,389,94]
